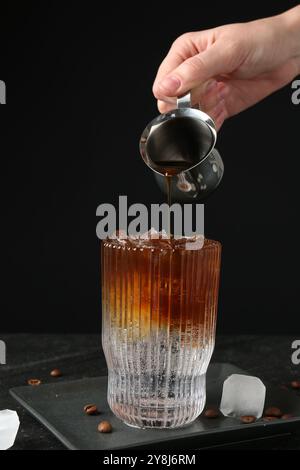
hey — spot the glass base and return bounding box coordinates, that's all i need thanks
[108,373,207,429]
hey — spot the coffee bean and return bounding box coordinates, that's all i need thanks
[240,415,256,424]
[264,407,282,418]
[281,414,293,420]
[203,408,219,419]
[84,404,99,416]
[27,379,41,386]
[98,421,112,433]
[263,416,277,422]
[204,408,220,419]
[50,368,62,378]
[291,380,300,390]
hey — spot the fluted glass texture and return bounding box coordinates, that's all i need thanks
[101,237,221,428]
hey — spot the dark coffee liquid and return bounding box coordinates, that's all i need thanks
[163,160,192,202]
[145,116,213,175]
[164,165,188,237]
[165,175,172,207]
[160,162,192,177]
[102,237,221,333]
[164,174,172,237]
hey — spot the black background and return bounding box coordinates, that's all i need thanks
[1,1,299,334]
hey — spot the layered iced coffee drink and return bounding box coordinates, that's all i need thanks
[101,233,221,429]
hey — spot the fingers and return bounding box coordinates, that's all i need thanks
[157,80,228,115]
[156,79,229,130]
[153,35,231,130]
[204,82,229,130]
[153,33,199,99]
[154,42,233,100]
[156,79,209,113]
[153,49,184,98]
[214,111,227,130]
[208,99,228,129]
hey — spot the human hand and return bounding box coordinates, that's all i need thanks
[153,6,300,129]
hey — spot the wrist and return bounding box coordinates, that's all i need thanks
[279,6,300,73]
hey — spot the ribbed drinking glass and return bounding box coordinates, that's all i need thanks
[101,236,221,428]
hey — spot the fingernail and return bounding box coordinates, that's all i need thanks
[158,76,181,94]
[205,80,217,93]
[157,100,173,114]
[158,96,177,105]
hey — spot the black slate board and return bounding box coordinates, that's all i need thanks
[10,363,300,450]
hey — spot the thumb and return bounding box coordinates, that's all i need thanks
[156,42,234,97]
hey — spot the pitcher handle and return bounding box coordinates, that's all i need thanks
[177,92,191,109]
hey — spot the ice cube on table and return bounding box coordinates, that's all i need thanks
[0,410,20,450]
[220,374,266,419]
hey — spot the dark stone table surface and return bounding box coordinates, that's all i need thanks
[0,334,299,450]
